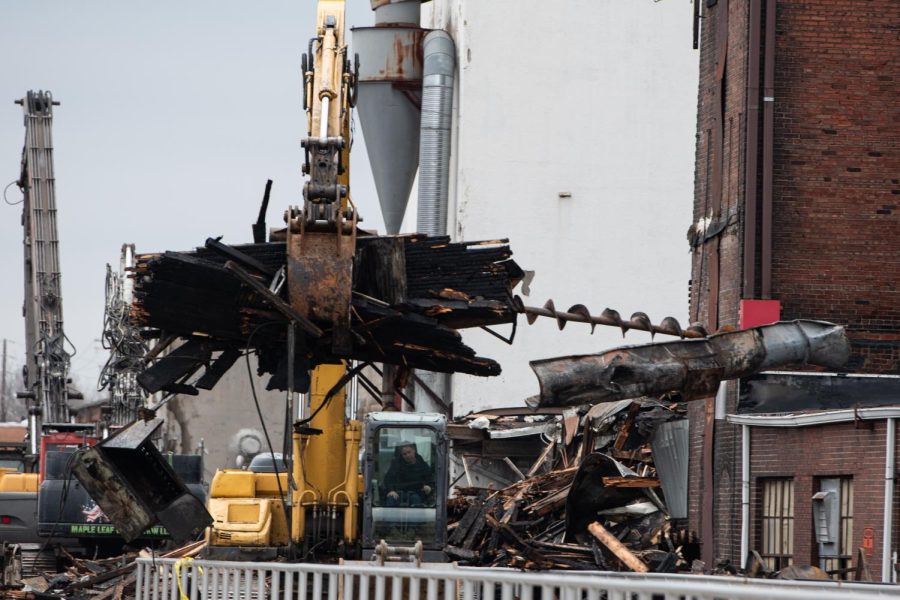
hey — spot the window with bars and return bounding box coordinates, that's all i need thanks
[819,477,854,580]
[760,478,794,571]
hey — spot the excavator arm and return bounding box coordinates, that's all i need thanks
[288,0,359,354]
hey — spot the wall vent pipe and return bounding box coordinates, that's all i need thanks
[883,417,895,583]
[743,0,762,298]
[740,424,750,568]
[417,30,455,236]
[761,0,776,298]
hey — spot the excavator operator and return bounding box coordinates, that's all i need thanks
[383,442,435,507]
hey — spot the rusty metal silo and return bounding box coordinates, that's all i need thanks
[352,1,428,234]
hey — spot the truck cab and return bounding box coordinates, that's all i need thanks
[0,426,39,547]
[362,412,448,562]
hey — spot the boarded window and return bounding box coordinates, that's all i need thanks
[760,478,794,571]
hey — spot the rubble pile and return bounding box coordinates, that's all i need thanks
[130,235,523,396]
[446,399,698,572]
[0,541,203,600]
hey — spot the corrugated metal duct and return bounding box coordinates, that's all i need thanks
[651,419,689,519]
[417,30,455,235]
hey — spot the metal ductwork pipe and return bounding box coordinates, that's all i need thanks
[530,320,851,408]
[417,30,455,236]
[413,30,456,415]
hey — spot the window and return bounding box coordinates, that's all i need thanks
[819,477,854,580]
[370,426,437,544]
[760,478,794,571]
[0,457,24,472]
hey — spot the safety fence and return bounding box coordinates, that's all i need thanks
[135,557,897,600]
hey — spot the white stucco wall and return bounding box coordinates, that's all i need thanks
[159,355,286,483]
[422,1,699,415]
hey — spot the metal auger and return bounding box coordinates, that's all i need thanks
[513,297,709,339]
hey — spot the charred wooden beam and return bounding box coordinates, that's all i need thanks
[588,521,650,573]
[136,339,211,394]
[194,348,241,390]
[601,477,661,488]
[448,492,487,546]
[205,237,275,277]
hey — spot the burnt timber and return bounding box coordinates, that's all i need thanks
[131,235,523,395]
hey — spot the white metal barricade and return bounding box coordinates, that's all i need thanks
[135,557,897,600]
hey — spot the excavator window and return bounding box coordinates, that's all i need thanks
[369,426,438,544]
[0,457,23,472]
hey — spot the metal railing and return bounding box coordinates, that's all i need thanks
[135,557,897,600]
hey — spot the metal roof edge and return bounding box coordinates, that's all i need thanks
[758,370,900,380]
[727,405,900,427]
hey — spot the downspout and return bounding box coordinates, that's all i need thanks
[760,0,776,298]
[740,424,750,567]
[417,30,455,235]
[743,0,761,298]
[883,417,896,583]
[415,30,456,414]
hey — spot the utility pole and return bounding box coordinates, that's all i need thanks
[1,338,7,421]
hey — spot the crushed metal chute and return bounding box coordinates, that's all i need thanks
[70,418,212,544]
[530,320,851,408]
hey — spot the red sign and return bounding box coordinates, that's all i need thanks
[863,527,875,557]
[739,299,782,329]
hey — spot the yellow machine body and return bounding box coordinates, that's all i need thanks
[205,368,361,554]
[0,470,38,493]
[206,470,289,547]
[292,364,361,549]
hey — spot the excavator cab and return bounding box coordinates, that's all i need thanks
[361,413,448,562]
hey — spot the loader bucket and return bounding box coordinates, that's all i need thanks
[71,418,212,544]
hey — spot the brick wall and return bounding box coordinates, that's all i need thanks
[771,1,900,372]
[689,0,750,565]
[688,0,900,569]
[749,420,899,581]
[689,0,746,332]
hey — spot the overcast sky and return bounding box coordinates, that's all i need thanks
[0,1,381,400]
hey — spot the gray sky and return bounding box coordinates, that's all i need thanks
[0,1,381,401]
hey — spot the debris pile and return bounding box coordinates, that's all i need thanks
[0,541,203,600]
[130,235,523,396]
[446,399,699,572]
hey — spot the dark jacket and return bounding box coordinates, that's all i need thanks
[383,451,435,494]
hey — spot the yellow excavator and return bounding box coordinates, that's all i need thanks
[203,0,448,562]
[204,0,357,559]
[68,0,450,562]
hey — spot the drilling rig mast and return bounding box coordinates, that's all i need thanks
[15,90,78,465]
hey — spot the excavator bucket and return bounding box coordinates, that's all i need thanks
[71,418,212,544]
[287,221,356,354]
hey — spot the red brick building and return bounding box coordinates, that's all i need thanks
[687,0,899,582]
